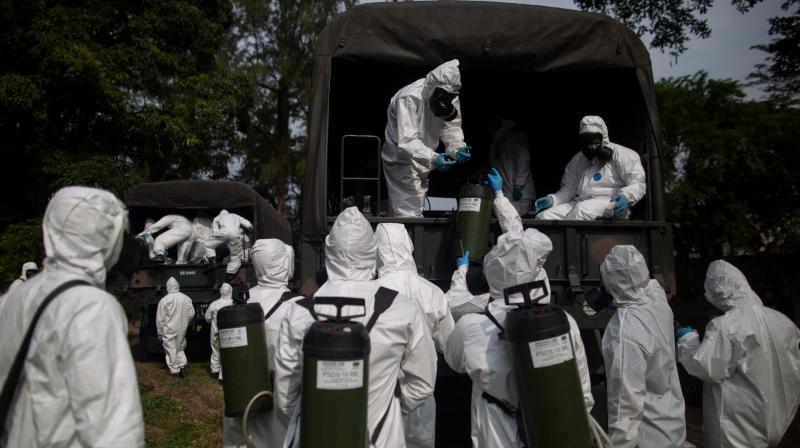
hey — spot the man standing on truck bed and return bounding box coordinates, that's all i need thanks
[382,59,472,217]
[534,115,646,220]
[205,209,253,282]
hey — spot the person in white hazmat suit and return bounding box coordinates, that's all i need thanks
[445,170,594,447]
[599,245,690,448]
[490,119,534,216]
[535,116,646,220]
[445,168,551,323]
[375,223,454,448]
[274,207,437,448]
[0,186,144,447]
[156,277,195,377]
[204,283,233,379]
[677,260,800,448]
[205,210,253,281]
[137,214,194,263]
[6,261,39,294]
[382,59,472,217]
[178,214,215,264]
[222,239,302,448]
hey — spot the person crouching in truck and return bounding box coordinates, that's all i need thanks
[534,116,645,220]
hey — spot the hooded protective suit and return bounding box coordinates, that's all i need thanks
[7,262,39,293]
[274,207,437,448]
[204,283,233,376]
[445,191,551,321]
[678,260,800,448]
[147,214,194,258]
[536,116,646,220]
[0,186,144,447]
[600,245,689,448]
[205,210,253,275]
[178,216,215,264]
[490,120,534,215]
[156,277,195,374]
[222,239,302,448]
[382,59,468,217]
[445,193,593,448]
[375,223,454,448]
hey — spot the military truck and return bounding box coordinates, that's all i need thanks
[124,180,291,353]
[300,2,675,443]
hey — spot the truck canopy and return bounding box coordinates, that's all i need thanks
[126,180,291,244]
[302,1,665,236]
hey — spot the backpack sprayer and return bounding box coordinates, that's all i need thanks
[495,280,614,447]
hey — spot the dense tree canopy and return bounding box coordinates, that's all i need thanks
[748,1,800,101]
[657,72,800,260]
[0,0,249,223]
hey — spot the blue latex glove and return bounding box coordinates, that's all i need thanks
[433,153,457,172]
[611,194,629,214]
[137,231,149,240]
[158,335,164,343]
[455,147,472,164]
[456,250,471,267]
[534,196,553,214]
[484,167,503,192]
[676,327,696,339]
[512,185,524,201]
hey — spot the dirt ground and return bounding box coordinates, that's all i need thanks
[131,325,800,447]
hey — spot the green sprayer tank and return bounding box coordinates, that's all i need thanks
[457,184,493,264]
[217,302,271,417]
[503,281,592,448]
[300,297,370,448]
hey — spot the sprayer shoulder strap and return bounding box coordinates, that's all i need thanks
[0,279,88,438]
[482,309,505,336]
[264,291,302,321]
[295,297,318,321]
[366,287,398,332]
[370,379,402,445]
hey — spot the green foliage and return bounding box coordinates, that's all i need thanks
[0,0,247,220]
[0,218,43,290]
[231,0,355,218]
[575,0,763,58]
[749,1,800,101]
[657,72,800,259]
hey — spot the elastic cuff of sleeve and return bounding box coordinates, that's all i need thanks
[494,191,504,199]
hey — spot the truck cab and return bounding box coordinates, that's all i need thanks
[300,2,674,443]
[124,180,291,353]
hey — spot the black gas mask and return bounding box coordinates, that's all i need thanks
[585,286,614,313]
[579,133,613,162]
[429,87,458,121]
[108,231,149,277]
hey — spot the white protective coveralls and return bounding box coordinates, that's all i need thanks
[382,59,467,217]
[222,238,301,448]
[274,207,437,448]
[677,260,800,448]
[204,283,233,377]
[7,261,39,293]
[178,216,215,264]
[156,277,195,374]
[205,210,253,275]
[375,223,455,448]
[536,116,646,220]
[445,192,594,447]
[148,214,194,258]
[490,119,534,216]
[445,191,551,322]
[0,186,144,447]
[600,245,690,448]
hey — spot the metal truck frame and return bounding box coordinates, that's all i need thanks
[124,180,292,353]
[299,2,674,443]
